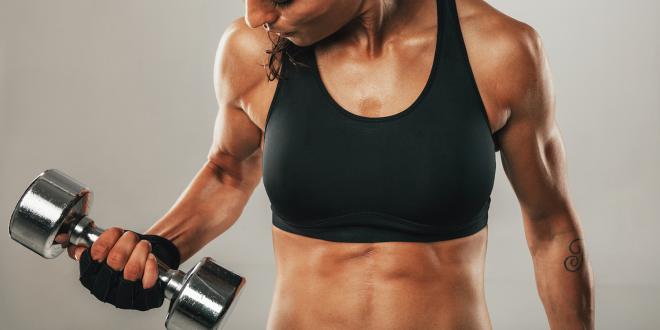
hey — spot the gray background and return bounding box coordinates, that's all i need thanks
[1,0,658,329]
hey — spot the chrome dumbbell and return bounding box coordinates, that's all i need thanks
[9,169,246,330]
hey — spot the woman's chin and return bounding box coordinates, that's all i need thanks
[288,35,317,48]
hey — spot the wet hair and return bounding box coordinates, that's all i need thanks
[264,32,310,81]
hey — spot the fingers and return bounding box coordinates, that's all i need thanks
[54,232,70,245]
[67,242,76,260]
[123,240,151,282]
[90,227,124,262]
[67,245,86,261]
[55,232,77,261]
[106,231,140,271]
[63,227,123,262]
[143,253,159,289]
[65,227,161,287]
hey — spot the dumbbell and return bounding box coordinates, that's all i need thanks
[9,169,246,330]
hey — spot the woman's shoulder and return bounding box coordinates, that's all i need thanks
[213,17,279,109]
[461,0,541,61]
[460,0,546,108]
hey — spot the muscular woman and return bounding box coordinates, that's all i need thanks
[64,0,595,328]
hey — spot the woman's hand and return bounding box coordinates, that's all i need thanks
[55,227,181,311]
[65,228,159,288]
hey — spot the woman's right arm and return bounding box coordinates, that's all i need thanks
[67,17,271,290]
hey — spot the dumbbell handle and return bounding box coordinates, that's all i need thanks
[69,215,185,300]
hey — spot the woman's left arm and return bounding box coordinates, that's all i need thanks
[492,24,595,330]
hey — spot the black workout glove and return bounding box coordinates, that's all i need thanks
[78,231,181,311]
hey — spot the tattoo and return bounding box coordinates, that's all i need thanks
[563,238,584,272]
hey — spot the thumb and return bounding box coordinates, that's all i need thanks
[69,246,86,262]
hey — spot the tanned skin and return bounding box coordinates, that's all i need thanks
[62,0,594,329]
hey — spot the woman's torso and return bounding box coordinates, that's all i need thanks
[239,0,516,328]
[268,225,491,329]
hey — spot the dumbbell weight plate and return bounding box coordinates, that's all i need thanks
[10,169,92,258]
[166,257,246,330]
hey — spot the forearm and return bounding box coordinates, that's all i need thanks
[145,160,258,262]
[530,230,595,330]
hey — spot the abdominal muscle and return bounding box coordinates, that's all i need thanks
[266,225,492,330]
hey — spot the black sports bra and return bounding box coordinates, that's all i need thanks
[262,0,498,243]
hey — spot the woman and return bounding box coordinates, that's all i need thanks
[66,0,595,328]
